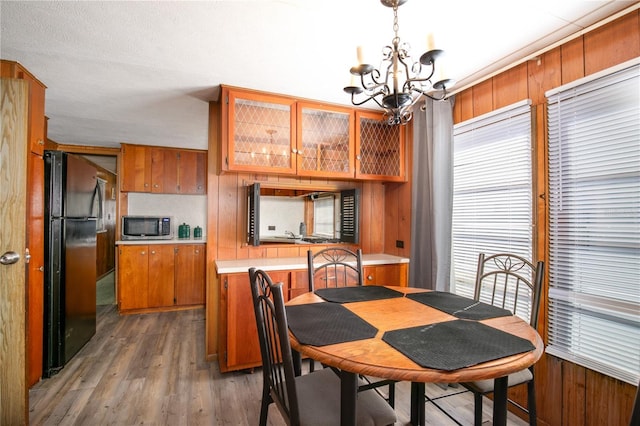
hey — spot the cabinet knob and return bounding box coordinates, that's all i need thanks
[37,139,44,146]
[194,249,200,254]
[141,251,146,255]
[367,275,373,280]
[151,250,156,255]
[144,183,149,187]
[154,184,159,188]
[357,155,362,160]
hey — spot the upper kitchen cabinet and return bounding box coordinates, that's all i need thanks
[120,143,207,194]
[296,102,355,178]
[355,110,407,182]
[121,143,151,192]
[219,85,408,182]
[221,86,296,174]
[1,60,47,155]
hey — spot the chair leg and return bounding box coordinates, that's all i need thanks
[259,386,271,426]
[473,392,483,426]
[527,379,537,426]
[388,382,395,408]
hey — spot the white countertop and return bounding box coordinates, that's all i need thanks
[215,253,409,274]
[116,238,206,245]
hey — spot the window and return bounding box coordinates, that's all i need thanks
[452,101,533,298]
[546,59,640,385]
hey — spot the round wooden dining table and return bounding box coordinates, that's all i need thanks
[286,286,544,426]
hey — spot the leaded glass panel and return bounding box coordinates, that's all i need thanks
[233,98,291,168]
[299,107,351,174]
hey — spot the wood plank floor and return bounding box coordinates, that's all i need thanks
[29,305,529,425]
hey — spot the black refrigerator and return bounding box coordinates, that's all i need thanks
[44,150,98,377]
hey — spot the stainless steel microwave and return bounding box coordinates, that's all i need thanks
[121,216,173,240]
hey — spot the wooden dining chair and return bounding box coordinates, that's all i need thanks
[463,253,545,426]
[306,248,396,407]
[307,247,364,290]
[248,267,397,426]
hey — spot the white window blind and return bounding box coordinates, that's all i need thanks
[546,60,640,385]
[452,101,533,298]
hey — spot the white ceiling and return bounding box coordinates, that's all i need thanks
[1,1,637,152]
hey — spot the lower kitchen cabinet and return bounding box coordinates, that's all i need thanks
[175,244,206,305]
[364,263,408,286]
[217,262,407,373]
[118,243,205,313]
[218,270,290,373]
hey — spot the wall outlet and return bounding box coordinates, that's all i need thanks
[396,240,404,248]
[268,225,276,231]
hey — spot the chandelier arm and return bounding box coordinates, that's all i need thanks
[361,69,387,93]
[349,90,388,108]
[409,85,448,101]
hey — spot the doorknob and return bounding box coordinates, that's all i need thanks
[0,251,20,265]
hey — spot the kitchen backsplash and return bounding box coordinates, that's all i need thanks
[127,193,207,238]
[260,196,304,237]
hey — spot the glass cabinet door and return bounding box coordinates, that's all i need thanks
[355,110,407,182]
[225,89,296,174]
[296,102,355,178]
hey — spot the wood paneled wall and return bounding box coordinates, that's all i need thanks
[452,9,640,426]
[205,102,414,357]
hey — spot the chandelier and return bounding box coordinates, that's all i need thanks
[343,0,454,125]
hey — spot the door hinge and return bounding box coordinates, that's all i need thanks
[224,278,228,289]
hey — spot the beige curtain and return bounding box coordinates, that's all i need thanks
[409,97,454,290]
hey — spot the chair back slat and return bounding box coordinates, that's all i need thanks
[474,253,544,328]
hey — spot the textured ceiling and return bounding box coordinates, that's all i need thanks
[1,1,637,152]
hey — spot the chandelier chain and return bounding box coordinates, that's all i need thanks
[393,5,399,41]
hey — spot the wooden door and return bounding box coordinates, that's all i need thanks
[355,110,407,182]
[174,244,205,305]
[151,147,179,193]
[118,245,149,310]
[363,263,408,287]
[223,87,297,174]
[120,144,151,192]
[0,78,29,425]
[289,269,310,300]
[222,270,290,371]
[223,273,261,371]
[147,245,175,307]
[177,150,207,194]
[296,101,355,178]
[0,60,46,155]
